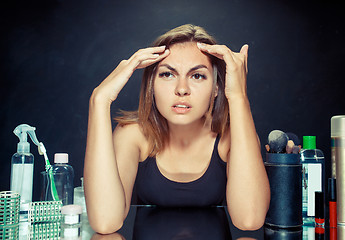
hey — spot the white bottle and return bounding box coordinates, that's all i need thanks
[51,153,75,205]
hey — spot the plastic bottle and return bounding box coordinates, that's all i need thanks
[74,177,87,214]
[10,124,36,221]
[300,136,325,226]
[51,153,74,205]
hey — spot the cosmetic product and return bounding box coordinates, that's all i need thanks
[331,115,345,226]
[329,227,337,240]
[264,153,302,228]
[339,224,345,240]
[73,177,87,214]
[268,130,288,153]
[300,136,325,226]
[314,226,325,240]
[41,153,74,205]
[10,124,35,221]
[328,178,337,228]
[315,191,324,227]
[61,205,82,239]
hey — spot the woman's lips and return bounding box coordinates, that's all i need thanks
[172,104,191,114]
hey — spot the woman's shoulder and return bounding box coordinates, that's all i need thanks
[113,123,150,161]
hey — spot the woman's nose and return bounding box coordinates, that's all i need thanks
[175,78,191,96]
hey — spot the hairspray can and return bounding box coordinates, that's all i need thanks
[331,115,345,225]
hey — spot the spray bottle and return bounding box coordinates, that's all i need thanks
[10,124,59,221]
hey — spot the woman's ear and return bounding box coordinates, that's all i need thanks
[215,84,219,97]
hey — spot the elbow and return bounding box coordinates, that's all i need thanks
[229,204,268,231]
[232,216,265,231]
[90,219,124,235]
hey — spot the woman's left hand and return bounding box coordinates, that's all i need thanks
[197,43,248,101]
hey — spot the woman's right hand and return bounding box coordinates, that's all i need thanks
[92,45,170,105]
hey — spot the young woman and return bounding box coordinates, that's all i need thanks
[84,24,270,234]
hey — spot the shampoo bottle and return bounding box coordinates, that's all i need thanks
[300,136,325,226]
[10,124,35,221]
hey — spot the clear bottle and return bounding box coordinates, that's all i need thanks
[300,136,325,226]
[51,153,74,205]
[10,124,35,222]
[74,177,87,214]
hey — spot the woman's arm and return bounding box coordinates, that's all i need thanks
[197,43,270,230]
[84,46,170,234]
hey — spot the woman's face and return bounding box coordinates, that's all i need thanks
[153,42,215,127]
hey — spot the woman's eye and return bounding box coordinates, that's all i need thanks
[192,73,206,80]
[159,72,173,78]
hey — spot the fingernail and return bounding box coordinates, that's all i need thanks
[153,54,160,58]
[197,42,204,48]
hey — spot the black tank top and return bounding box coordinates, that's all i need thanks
[135,136,227,207]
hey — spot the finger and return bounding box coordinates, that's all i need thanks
[240,44,249,73]
[136,49,170,69]
[197,43,235,66]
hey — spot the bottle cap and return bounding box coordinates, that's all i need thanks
[315,191,324,219]
[54,153,68,163]
[303,136,316,150]
[331,115,345,137]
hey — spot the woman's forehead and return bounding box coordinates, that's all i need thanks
[158,42,212,70]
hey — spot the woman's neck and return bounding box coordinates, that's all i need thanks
[167,119,213,149]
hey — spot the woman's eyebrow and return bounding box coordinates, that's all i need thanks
[158,64,209,73]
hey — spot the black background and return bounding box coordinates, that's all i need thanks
[1,0,344,202]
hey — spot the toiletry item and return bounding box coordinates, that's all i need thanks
[61,205,82,239]
[330,227,337,240]
[50,153,74,205]
[268,130,288,153]
[328,178,337,228]
[61,205,82,225]
[10,124,35,221]
[331,115,345,226]
[300,136,325,226]
[264,153,302,228]
[315,191,324,227]
[74,177,86,214]
[314,226,325,240]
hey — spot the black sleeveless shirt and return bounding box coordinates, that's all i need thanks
[135,136,227,207]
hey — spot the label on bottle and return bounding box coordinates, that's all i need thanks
[10,163,33,206]
[307,163,322,216]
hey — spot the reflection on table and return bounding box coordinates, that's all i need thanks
[92,205,260,240]
[13,205,345,239]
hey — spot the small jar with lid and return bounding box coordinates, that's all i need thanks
[61,204,83,239]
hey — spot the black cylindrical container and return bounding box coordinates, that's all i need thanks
[265,153,302,229]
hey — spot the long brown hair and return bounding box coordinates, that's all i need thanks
[115,24,229,156]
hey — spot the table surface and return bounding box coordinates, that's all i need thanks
[15,205,338,240]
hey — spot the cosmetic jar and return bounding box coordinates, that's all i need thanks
[61,204,82,239]
[61,204,82,225]
[264,153,302,229]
